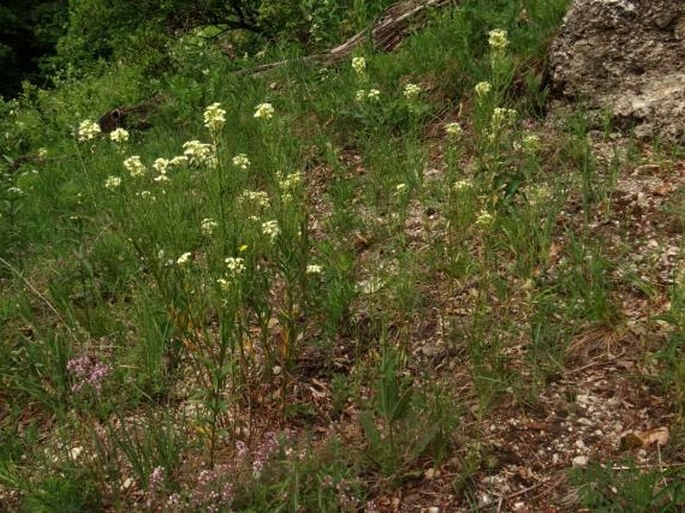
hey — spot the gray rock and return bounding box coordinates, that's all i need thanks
[549,0,685,142]
[572,455,590,467]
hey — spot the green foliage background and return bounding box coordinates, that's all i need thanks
[5,0,683,511]
[0,0,67,98]
[1,0,393,100]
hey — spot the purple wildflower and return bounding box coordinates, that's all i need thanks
[66,356,89,374]
[166,493,182,510]
[365,499,380,512]
[146,466,165,507]
[235,440,248,457]
[88,362,111,391]
[190,466,234,511]
[66,356,111,393]
[252,431,278,477]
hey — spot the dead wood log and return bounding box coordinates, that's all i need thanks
[98,94,164,133]
[96,0,454,130]
[238,0,454,76]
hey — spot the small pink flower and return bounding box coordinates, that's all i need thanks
[66,356,111,393]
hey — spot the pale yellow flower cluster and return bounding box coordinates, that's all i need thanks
[253,103,274,120]
[522,134,541,153]
[240,190,270,209]
[276,171,303,202]
[277,171,301,190]
[356,89,381,102]
[201,218,218,236]
[232,154,250,169]
[453,179,473,191]
[177,252,192,265]
[120,153,189,185]
[403,83,422,100]
[104,176,121,190]
[225,256,246,276]
[110,128,129,143]
[77,120,101,142]
[476,209,494,226]
[204,102,226,132]
[123,156,146,177]
[149,155,188,183]
[261,220,280,243]
[153,158,170,174]
[216,257,246,292]
[444,122,463,138]
[170,156,189,167]
[488,29,509,51]
[474,81,492,98]
[527,184,551,206]
[183,140,216,167]
[352,57,366,75]
[490,107,517,132]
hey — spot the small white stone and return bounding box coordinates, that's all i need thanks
[69,446,83,460]
[121,477,134,491]
[572,455,589,467]
[576,394,590,405]
[424,468,440,480]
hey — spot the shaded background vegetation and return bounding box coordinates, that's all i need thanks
[0,0,67,98]
[1,0,392,100]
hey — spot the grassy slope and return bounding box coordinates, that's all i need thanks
[1,0,684,511]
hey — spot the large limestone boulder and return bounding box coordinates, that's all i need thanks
[549,0,685,142]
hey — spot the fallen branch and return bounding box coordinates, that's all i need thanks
[237,0,455,76]
[96,1,455,126]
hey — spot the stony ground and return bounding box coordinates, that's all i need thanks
[292,128,684,511]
